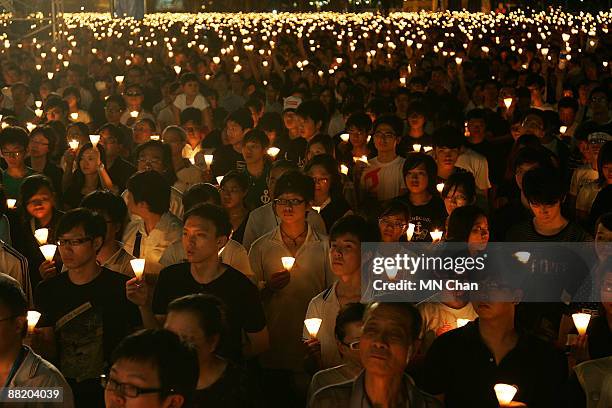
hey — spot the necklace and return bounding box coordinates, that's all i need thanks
[280,225,307,247]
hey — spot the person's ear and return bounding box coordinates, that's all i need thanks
[15,316,27,337]
[93,236,104,252]
[164,394,184,408]
[216,235,228,250]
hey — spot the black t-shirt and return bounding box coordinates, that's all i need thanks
[193,361,265,408]
[107,157,136,192]
[395,194,447,242]
[284,137,308,166]
[34,267,141,379]
[211,144,244,177]
[152,263,266,362]
[420,320,567,408]
[242,165,270,211]
[506,219,592,242]
[320,197,351,233]
[587,314,612,359]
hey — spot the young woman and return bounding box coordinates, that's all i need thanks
[220,171,249,244]
[63,86,92,125]
[16,175,64,288]
[165,294,263,407]
[26,126,63,199]
[445,205,490,254]
[397,152,447,242]
[576,141,612,220]
[304,154,351,232]
[63,143,116,209]
[305,134,334,162]
[441,171,477,217]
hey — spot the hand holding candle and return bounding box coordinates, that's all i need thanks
[130,258,145,280]
[40,244,57,261]
[430,229,443,243]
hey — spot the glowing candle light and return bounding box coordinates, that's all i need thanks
[27,311,41,334]
[559,126,567,134]
[311,206,321,213]
[494,384,518,406]
[6,199,16,209]
[340,133,349,142]
[572,313,591,336]
[436,183,445,193]
[70,112,79,121]
[340,164,349,175]
[35,109,43,117]
[455,57,462,65]
[423,146,433,153]
[513,251,531,264]
[304,318,322,338]
[357,155,368,165]
[412,143,422,152]
[39,244,57,261]
[130,110,139,118]
[406,223,415,241]
[34,228,49,245]
[173,65,181,75]
[35,100,42,108]
[216,176,224,185]
[47,72,54,80]
[456,318,470,328]
[266,148,279,159]
[115,75,124,84]
[130,258,145,280]
[89,134,100,147]
[504,98,513,109]
[281,256,295,271]
[69,139,79,150]
[430,229,443,243]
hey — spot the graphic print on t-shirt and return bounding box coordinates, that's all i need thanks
[363,167,382,195]
[56,302,104,382]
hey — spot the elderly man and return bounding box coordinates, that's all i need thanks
[309,302,441,408]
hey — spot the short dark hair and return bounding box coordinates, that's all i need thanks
[345,112,372,133]
[296,99,328,125]
[80,191,128,225]
[30,126,57,153]
[179,107,202,126]
[597,141,612,186]
[98,123,129,148]
[442,172,476,204]
[167,294,227,349]
[110,329,198,404]
[402,152,438,195]
[243,129,270,149]
[0,126,29,149]
[127,171,171,215]
[433,125,463,149]
[135,141,177,185]
[44,96,68,113]
[522,167,565,205]
[512,146,557,173]
[56,208,107,242]
[557,97,579,112]
[105,94,126,111]
[220,170,249,192]
[183,183,221,211]
[226,107,254,130]
[380,200,411,222]
[303,154,342,200]
[445,205,487,242]
[183,203,232,238]
[330,214,381,243]
[20,174,55,206]
[364,302,422,343]
[0,274,27,319]
[334,303,365,342]
[273,170,315,202]
[465,108,488,122]
[307,134,334,156]
[372,114,403,138]
[179,72,199,86]
[595,212,612,232]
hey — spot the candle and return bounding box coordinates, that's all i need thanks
[406,223,415,241]
[6,199,16,209]
[115,75,124,84]
[386,265,399,280]
[412,143,421,152]
[430,229,443,243]
[513,251,531,264]
[423,146,433,153]
[39,244,57,261]
[494,384,518,406]
[503,97,513,109]
[130,110,139,118]
[150,135,160,141]
[174,65,181,75]
[216,176,224,185]
[35,100,42,108]
[34,228,49,245]
[266,147,280,159]
[559,126,567,134]
[204,154,214,166]
[340,133,349,142]
[130,258,145,280]
[357,155,368,165]
[35,108,43,117]
[70,112,79,121]
[304,318,322,338]
[455,57,462,65]
[26,122,36,132]
[572,313,591,336]
[340,164,349,175]
[456,318,471,328]
[69,139,79,150]
[281,256,295,271]
[311,206,321,213]
[27,311,41,334]
[436,183,445,193]
[89,134,100,147]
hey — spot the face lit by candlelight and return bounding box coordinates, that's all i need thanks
[329,233,361,278]
[468,215,489,251]
[182,215,227,264]
[404,163,429,195]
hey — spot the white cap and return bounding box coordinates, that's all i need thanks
[283,96,302,112]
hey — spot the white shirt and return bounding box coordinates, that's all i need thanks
[242,202,327,251]
[249,225,335,371]
[360,156,407,201]
[570,164,599,197]
[0,241,32,306]
[122,186,184,220]
[173,93,210,111]
[576,180,602,213]
[175,165,204,193]
[101,246,135,277]
[182,143,202,160]
[303,282,342,369]
[156,104,177,131]
[417,302,478,354]
[455,147,492,191]
[122,212,183,275]
[159,239,254,281]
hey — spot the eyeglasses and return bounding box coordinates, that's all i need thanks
[373,131,397,141]
[311,177,329,185]
[590,97,608,103]
[378,218,407,229]
[124,92,142,97]
[471,226,489,235]
[57,237,92,247]
[341,339,360,350]
[100,375,167,398]
[444,194,468,204]
[273,198,305,207]
[1,150,24,158]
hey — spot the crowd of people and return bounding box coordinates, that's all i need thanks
[0,7,609,408]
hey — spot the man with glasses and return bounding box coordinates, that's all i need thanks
[0,274,74,407]
[33,208,141,407]
[310,302,440,407]
[103,329,197,408]
[249,170,334,407]
[304,215,379,371]
[0,126,35,199]
[307,302,365,402]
